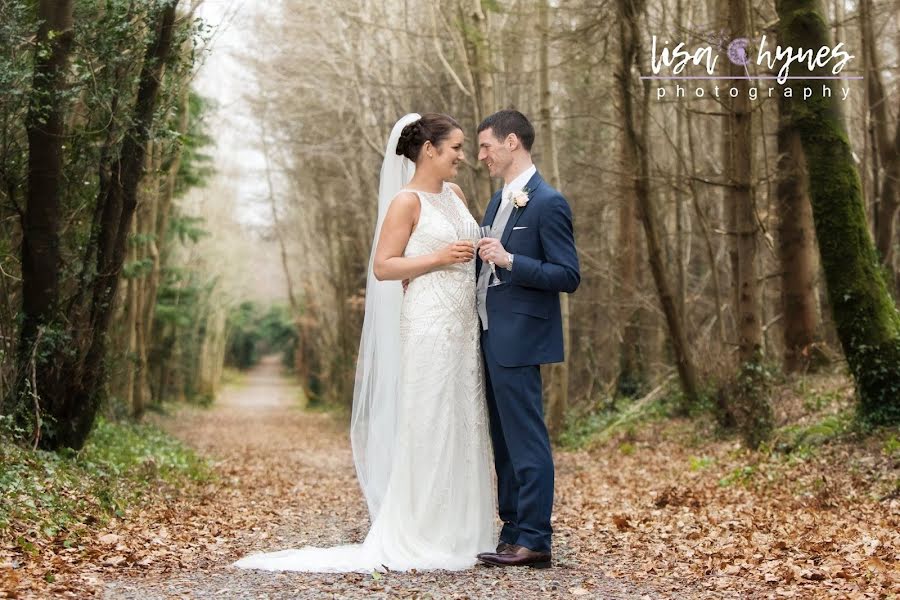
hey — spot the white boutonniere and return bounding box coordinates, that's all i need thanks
[512,187,531,209]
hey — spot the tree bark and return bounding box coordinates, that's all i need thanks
[860,0,900,283]
[123,219,139,416]
[776,93,821,372]
[726,3,762,364]
[615,97,644,396]
[719,0,772,448]
[144,89,190,410]
[458,0,496,208]
[131,141,162,419]
[43,0,181,449]
[777,0,900,425]
[674,4,687,324]
[538,0,569,441]
[12,0,75,435]
[616,0,700,405]
[615,0,645,397]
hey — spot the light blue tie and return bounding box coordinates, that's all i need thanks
[476,196,515,330]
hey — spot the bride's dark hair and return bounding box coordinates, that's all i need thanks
[395,113,461,162]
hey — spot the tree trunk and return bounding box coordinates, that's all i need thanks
[674,44,687,323]
[259,112,310,391]
[721,0,772,448]
[131,141,163,419]
[615,177,644,399]
[860,0,900,284]
[38,0,181,450]
[615,95,644,396]
[123,220,139,416]
[615,0,645,397]
[777,0,900,425]
[458,0,496,207]
[685,96,727,349]
[11,0,75,438]
[727,6,762,364]
[145,89,190,410]
[616,0,700,405]
[776,93,821,372]
[538,0,569,441]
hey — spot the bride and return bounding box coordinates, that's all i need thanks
[234,113,497,572]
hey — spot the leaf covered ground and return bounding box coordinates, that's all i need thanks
[2,357,897,598]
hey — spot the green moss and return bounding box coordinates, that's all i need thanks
[775,413,851,454]
[558,385,689,449]
[778,0,900,426]
[852,339,900,425]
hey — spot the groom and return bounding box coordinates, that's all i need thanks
[473,110,580,568]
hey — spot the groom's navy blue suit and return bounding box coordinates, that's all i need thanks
[476,170,579,554]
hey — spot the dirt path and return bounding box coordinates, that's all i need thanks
[102,354,664,599]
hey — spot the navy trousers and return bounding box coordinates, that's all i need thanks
[481,328,554,553]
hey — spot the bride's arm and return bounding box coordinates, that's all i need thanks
[373,192,474,281]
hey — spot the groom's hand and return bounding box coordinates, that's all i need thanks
[478,238,511,269]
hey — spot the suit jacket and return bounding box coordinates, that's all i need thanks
[477,170,580,367]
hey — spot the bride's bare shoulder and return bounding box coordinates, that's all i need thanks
[447,183,467,206]
[392,190,420,205]
[386,190,421,224]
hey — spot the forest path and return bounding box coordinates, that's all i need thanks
[102,354,665,599]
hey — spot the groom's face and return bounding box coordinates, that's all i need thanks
[477,128,513,180]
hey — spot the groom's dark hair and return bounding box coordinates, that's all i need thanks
[477,110,535,152]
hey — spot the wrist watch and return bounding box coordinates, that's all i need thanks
[504,253,514,271]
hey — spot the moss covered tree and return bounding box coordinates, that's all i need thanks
[777,0,900,425]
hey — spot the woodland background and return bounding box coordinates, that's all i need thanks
[2,0,899,449]
[0,0,898,597]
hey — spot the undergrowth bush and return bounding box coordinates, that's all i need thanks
[0,417,210,550]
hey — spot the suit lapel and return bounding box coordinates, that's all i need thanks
[500,170,543,247]
[482,189,503,227]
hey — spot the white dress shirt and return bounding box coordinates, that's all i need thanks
[500,164,537,213]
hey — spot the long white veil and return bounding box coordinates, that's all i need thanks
[350,113,420,520]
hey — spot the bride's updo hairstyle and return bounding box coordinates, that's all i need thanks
[395,113,462,162]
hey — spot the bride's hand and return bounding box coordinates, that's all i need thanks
[437,241,475,266]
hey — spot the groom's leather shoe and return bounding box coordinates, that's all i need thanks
[477,544,552,569]
[475,542,516,559]
[477,541,514,560]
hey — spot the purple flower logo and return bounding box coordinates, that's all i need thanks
[727,38,751,66]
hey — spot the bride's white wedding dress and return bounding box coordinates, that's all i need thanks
[233,182,496,573]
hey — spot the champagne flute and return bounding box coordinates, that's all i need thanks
[462,223,482,244]
[456,223,481,267]
[480,225,502,286]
